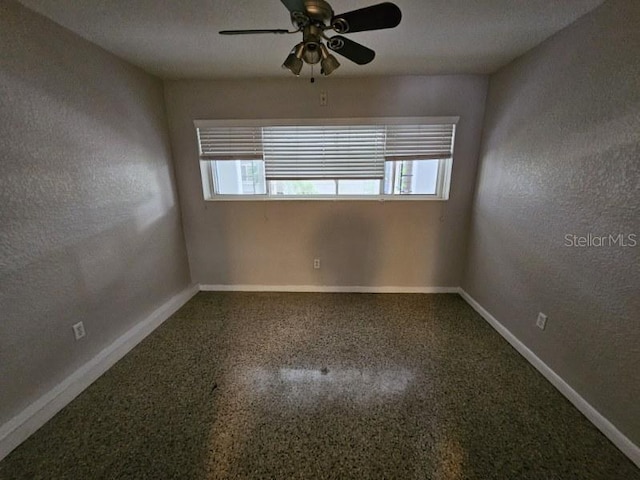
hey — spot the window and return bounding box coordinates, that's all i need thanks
[196,118,457,200]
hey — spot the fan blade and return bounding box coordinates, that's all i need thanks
[219,29,290,35]
[280,0,306,13]
[331,2,401,33]
[327,36,375,65]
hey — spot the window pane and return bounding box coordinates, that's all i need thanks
[269,180,336,196]
[214,160,265,195]
[337,180,381,195]
[384,159,440,195]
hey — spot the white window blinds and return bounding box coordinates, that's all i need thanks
[196,121,456,177]
[197,126,262,160]
[263,126,386,179]
[384,124,455,161]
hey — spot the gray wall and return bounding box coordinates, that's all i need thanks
[164,76,488,288]
[0,1,191,426]
[464,0,640,444]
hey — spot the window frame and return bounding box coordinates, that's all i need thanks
[194,117,458,202]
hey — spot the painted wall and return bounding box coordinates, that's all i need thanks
[164,76,488,288]
[0,1,191,427]
[464,0,640,444]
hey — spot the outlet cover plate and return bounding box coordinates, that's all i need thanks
[536,313,548,330]
[72,321,86,340]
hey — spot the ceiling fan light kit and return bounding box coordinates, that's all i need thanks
[282,43,305,75]
[220,0,402,77]
[320,44,340,76]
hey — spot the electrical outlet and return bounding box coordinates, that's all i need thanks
[313,258,321,269]
[536,313,548,331]
[319,91,328,106]
[72,321,86,340]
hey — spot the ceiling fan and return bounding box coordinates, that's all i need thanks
[220,0,402,76]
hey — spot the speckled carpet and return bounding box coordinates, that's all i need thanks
[1,292,638,479]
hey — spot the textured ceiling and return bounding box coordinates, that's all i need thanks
[18,0,605,79]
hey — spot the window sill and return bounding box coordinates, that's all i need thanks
[203,195,449,202]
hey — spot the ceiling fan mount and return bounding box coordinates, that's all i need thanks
[220,0,402,76]
[293,0,334,25]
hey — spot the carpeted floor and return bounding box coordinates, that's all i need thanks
[0,292,638,479]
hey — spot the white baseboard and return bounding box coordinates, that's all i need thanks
[199,284,460,294]
[0,284,199,462]
[458,288,640,468]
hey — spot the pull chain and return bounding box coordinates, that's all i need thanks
[311,64,315,84]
